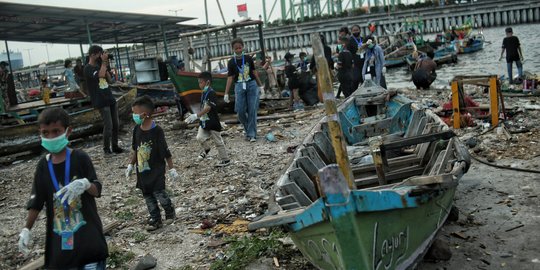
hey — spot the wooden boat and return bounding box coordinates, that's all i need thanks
[249,80,471,269]
[453,34,485,54]
[0,87,136,157]
[405,45,458,71]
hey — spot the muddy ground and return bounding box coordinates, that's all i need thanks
[0,86,539,270]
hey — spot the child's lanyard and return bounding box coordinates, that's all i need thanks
[200,89,211,106]
[47,148,71,227]
[234,54,247,89]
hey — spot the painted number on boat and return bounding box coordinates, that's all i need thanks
[373,222,409,270]
[302,238,343,269]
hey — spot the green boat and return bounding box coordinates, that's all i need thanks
[249,80,470,269]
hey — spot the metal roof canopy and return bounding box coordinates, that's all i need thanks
[0,2,200,44]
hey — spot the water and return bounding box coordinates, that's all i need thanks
[386,24,540,89]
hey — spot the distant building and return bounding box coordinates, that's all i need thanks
[0,51,24,70]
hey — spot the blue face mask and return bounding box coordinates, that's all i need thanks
[132,113,143,125]
[337,44,343,52]
[368,44,375,49]
[41,131,69,154]
[203,85,209,91]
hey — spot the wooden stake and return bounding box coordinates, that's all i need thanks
[451,80,461,129]
[489,76,499,127]
[311,34,354,189]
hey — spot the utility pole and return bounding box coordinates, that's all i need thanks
[168,9,182,16]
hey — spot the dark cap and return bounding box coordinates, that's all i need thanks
[284,52,295,60]
[505,27,513,33]
[0,61,8,66]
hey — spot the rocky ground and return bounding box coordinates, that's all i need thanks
[0,86,539,270]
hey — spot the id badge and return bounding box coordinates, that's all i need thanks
[242,81,246,90]
[61,231,74,250]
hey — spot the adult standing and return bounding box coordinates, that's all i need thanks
[84,45,124,154]
[499,27,523,84]
[350,24,365,92]
[223,38,264,142]
[73,58,86,95]
[362,38,386,88]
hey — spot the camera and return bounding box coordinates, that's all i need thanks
[104,51,114,60]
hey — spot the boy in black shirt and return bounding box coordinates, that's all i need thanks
[185,72,230,167]
[337,37,354,98]
[19,107,108,269]
[126,96,179,231]
[499,27,523,84]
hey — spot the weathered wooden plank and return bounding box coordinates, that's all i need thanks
[288,168,318,201]
[313,131,336,164]
[248,208,305,230]
[299,146,326,169]
[280,182,313,206]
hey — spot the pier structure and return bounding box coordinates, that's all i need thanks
[120,0,540,66]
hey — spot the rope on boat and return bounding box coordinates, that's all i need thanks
[469,151,540,174]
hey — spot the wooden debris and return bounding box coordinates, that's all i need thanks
[504,224,524,232]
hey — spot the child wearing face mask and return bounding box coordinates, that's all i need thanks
[19,107,108,269]
[185,72,230,167]
[125,95,179,231]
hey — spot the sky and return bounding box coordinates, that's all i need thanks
[0,0,416,66]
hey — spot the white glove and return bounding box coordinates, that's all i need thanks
[125,164,134,179]
[185,113,198,124]
[56,178,92,204]
[18,228,31,255]
[168,168,179,181]
[224,94,230,103]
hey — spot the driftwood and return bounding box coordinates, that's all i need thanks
[18,220,121,270]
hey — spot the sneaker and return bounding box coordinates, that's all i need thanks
[293,102,305,112]
[164,213,176,225]
[145,218,162,231]
[249,137,256,143]
[112,146,124,154]
[216,160,231,167]
[197,149,210,160]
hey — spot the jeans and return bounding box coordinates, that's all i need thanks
[507,61,523,82]
[234,80,259,139]
[143,189,174,221]
[98,103,119,151]
[196,127,229,161]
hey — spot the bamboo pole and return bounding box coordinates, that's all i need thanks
[311,33,354,189]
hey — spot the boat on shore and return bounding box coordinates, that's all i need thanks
[249,80,470,269]
[0,86,136,157]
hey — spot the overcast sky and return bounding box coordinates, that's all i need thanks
[1,0,415,66]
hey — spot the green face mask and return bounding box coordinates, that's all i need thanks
[132,113,143,125]
[41,131,69,154]
[368,44,375,49]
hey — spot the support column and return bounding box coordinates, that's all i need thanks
[79,43,85,60]
[85,20,93,45]
[142,42,147,57]
[160,24,170,59]
[114,34,123,82]
[125,46,130,82]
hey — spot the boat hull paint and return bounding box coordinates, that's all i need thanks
[290,187,456,270]
[167,66,234,113]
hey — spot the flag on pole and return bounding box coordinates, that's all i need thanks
[237,3,248,18]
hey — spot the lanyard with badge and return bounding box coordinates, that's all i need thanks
[352,36,364,59]
[234,54,247,90]
[47,148,74,250]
